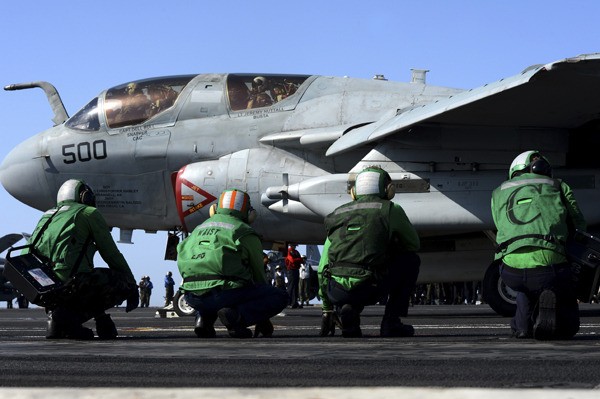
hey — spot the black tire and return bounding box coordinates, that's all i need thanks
[482,261,517,317]
[172,290,195,317]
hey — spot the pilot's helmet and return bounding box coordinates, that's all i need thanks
[509,150,552,179]
[56,179,96,207]
[210,189,256,223]
[125,83,138,94]
[268,252,279,262]
[351,166,395,200]
[252,76,268,92]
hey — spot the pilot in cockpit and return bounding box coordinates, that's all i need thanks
[248,76,273,108]
[107,83,153,127]
[147,84,178,116]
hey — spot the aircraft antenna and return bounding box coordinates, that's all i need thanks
[282,173,289,213]
[4,81,69,125]
[410,69,429,84]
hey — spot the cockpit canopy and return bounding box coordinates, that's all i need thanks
[66,76,195,131]
[65,74,311,131]
[104,76,193,128]
[226,74,308,111]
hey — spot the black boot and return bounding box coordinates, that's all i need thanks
[533,290,557,340]
[46,312,66,339]
[319,312,336,337]
[380,317,414,337]
[218,308,252,338]
[340,304,362,338]
[194,313,217,338]
[48,309,94,340]
[253,319,274,338]
[95,313,118,340]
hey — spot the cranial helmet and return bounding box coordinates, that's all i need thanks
[509,150,552,178]
[209,189,256,223]
[351,166,395,200]
[56,179,96,207]
[125,82,137,94]
[252,76,268,92]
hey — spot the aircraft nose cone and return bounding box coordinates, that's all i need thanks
[0,136,54,212]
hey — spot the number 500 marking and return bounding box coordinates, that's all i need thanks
[62,140,108,164]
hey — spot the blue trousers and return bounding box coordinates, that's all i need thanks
[327,251,420,319]
[184,284,288,327]
[500,262,580,338]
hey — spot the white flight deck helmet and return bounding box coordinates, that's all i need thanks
[508,150,552,179]
[56,179,96,207]
[350,166,395,200]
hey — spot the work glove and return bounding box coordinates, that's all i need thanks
[319,311,340,337]
[125,285,140,313]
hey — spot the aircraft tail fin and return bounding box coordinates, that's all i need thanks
[305,244,321,266]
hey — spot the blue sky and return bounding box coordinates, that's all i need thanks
[1,0,599,305]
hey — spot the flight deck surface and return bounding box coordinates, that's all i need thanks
[0,304,599,390]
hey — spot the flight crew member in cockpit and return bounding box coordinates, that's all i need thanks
[177,189,288,338]
[492,150,586,340]
[318,166,421,338]
[248,76,273,108]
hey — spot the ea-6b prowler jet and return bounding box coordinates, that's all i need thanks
[3,53,600,316]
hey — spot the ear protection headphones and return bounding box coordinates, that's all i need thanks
[350,168,395,200]
[529,157,552,177]
[79,183,96,207]
[246,207,257,224]
[385,182,395,200]
[209,195,257,224]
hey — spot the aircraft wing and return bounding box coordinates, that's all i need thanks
[327,53,600,156]
[0,233,25,254]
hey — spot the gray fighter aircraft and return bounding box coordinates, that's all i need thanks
[2,53,600,316]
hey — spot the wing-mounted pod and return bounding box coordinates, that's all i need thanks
[265,174,351,219]
[265,170,500,233]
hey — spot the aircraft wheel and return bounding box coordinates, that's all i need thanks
[173,290,195,317]
[482,261,517,317]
